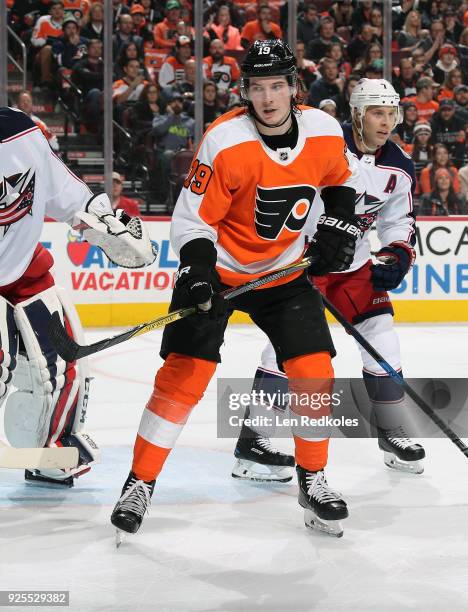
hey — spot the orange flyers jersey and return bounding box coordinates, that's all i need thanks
[171,106,361,287]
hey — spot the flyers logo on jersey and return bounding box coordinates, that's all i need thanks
[254,185,316,240]
[0,169,35,238]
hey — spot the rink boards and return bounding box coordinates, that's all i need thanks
[41,216,468,325]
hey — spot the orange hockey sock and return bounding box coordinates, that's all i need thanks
[283,352,333,472]
[132,353,217,481]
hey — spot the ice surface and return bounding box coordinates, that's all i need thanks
[1,324,467,612]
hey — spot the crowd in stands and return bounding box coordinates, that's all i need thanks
[6,0,468,214]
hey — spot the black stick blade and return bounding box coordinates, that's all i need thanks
[48,311,81,361]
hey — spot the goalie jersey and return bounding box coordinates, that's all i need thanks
[306,123,417,273]
[0,107,93,286]
[171,106,361,287]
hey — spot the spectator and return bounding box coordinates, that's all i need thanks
[442,7,463,45]
[364,58,384,80]
[113,58,148,106]
[209,4,242,51]
[459,164,468,200]
[433,44,460,84]
[422,20,448,64]
[354,41,383,76]
[430,100,466,168]
[296,41,318,91]
[153,0,182,50]
[453,84,468,124]
[16,90,59,151]
[307,58,343,108]
[393,57,418,99]
[158,35,192,88]
[347,23,377,65]
[423,0,442,25]
[151,91,194,200]
[438,67,463,101]
[369,7,383,42]
[81,2,103,41]
[203,39,240,93]
[113,13,143,58]
[112,0,129,24]
[130,3,152,42]
[336,73,360,121]
[420,168,467,215]
[395,101,419,146]
[112,172,141,216]
[202,80,226,127]
[115,41,146,80]
[168,57,196,97]
[240,5,282,49]
[351,0,374,35]
[411,122,434,180]
[31,1,64,87]
[457,27,468,74]
[306,17,342,63]
[404,77,440,122]
[139,0,164,27]
[52,15,88,71]
[398,10,424,52]
[319,98,338,118]
[131,83,164,130]
[329,0,353,30]
[72,38,104,132]
[325,42,352,80]
[420,143,461,194]
[297,4,320,47]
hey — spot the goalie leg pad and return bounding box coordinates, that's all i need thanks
[4,286,98,482]
[0,296,19,403]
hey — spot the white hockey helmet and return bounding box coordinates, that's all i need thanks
[350,78,403,127]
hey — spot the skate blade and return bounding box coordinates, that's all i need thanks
[383,452,424,474]
[231,459,293,483]
[115,529,126,548]
[304,509,344,538]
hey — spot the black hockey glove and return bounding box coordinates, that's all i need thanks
[306,186,361,276]
[174,238,228,321]
[370,241,416,291]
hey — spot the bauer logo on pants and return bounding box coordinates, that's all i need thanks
[254,185,316,240]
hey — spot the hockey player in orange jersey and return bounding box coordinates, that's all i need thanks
[111,40,362,540]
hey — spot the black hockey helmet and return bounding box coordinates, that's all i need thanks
[241,39,296,78]
[240,40,297,103]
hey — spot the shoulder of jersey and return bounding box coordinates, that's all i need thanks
[379,139,414,175]
[298,106,344,137]
[203,107,252,143]
[0,107,37,142]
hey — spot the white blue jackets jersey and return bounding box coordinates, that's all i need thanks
[307,123,416,273]
[0,107,93,286]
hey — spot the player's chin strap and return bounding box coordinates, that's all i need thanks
[73,193,158,269]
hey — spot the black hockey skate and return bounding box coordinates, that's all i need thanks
[297,466,348,537]
[378,427,425,474]
[111,471,155,547]
[232,426,295,482]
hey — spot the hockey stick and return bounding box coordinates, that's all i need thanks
[320,294,468,457]
[49,257,314,362]
[0,440,79,469]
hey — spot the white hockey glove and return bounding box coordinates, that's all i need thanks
[73,193,158,268]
